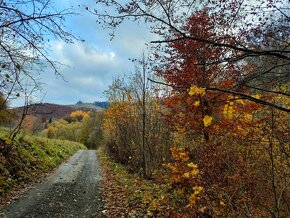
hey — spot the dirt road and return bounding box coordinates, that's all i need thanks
[0,150,103,218]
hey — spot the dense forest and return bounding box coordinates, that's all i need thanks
[96,0,290,216]
[0,0,289,217]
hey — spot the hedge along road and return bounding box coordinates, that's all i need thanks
[0,150,103,218]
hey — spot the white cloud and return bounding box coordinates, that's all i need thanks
[51,41,119,71]
[9,1,156,107]
[38,41,123,103]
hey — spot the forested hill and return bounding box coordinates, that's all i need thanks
[16,103,74,120]
[15,102,108,120]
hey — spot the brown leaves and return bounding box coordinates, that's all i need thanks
[98,157,129,217]
[97,148,173,217]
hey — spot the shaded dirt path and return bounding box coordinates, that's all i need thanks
[0,150,103,218]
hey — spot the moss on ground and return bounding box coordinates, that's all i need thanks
[0,127,86,197]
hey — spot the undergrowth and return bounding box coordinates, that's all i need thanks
[97,147,176,217]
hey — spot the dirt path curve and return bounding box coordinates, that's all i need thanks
[0,150,103,218]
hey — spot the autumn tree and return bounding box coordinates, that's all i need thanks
[21,115,44,134]
[150,10,289,216]
[94,1,290,216]
[46,119,82,141]
[80,111,104,149]
[103,67,171,177]
[70,110,89,122]
[44,111,104,148]
[93,0,289,112]
[153,10,243,142]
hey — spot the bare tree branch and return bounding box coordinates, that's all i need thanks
[147,78,290,113]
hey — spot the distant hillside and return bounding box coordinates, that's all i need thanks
[69,103,103,111]
[16,103,75,120]
[93,101,109,108]
[75,101,109,109]
[15,101,108,121]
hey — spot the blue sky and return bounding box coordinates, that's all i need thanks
[12,0,155,106]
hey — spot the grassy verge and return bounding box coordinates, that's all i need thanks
[0,127,86,198]
[97,147,173,218]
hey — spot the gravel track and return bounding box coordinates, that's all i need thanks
[0,150,103,218]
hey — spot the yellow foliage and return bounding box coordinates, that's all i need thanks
[4,137,12,145]
[236,99,245,105]
[251,94,261,99]
[47,126,57,138]
[203,115,213,127]
[183,172,190,178]
[188,162,199,175]
[142,192,153,205]
[70,110,89,120]
[188,162,198,169]
[193,101,200,106]
[170,147,189,162]
[194,186,203,193]
[244,113,252,121]
[47,126,57,132]
[227,111,233,119]
[188,85,206,96]
[188,186,203,206]
[223,104,228,115]
[192,168,200,176]
[223,102,235,119]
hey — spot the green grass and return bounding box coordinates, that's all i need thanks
[0,127,86,196]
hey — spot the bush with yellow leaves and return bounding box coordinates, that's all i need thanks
[164,146,209,217]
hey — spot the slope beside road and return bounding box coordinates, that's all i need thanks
[0,150,103,218]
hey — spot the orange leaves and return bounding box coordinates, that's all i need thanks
[170,146,190,162]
